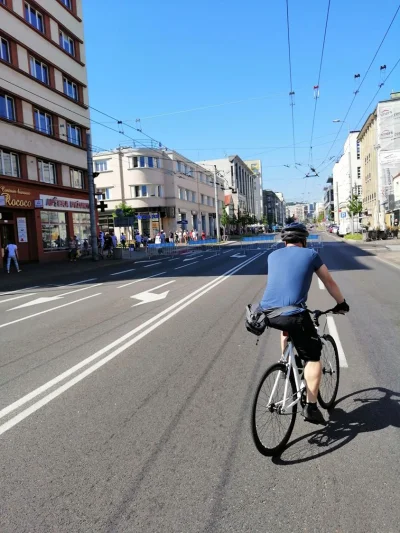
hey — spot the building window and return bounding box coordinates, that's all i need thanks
[0,37,10,62]
[38,160,56,184]
[177,161,183,173]
[139,156,145,168]
[0,93,15,121]
[0,148,19,177]
[357,167,361,180]
[70,168,83,188]
[41,211,68,250]
[94,160,108,172]
[59,30,75,56]
[147,156,154,168]
[187,166,193,177]
[201,194,205,204]
[356,141,360,160]
[192,191,196,202]
[63,77,78,100]
[67,124,81,146]
[34,109,52,135]
[30,56,49,84]
[96,188,111,200]
[72,212,91,241]
[60,0,72,8]
[25,3,44,33]
[155,158,161,168]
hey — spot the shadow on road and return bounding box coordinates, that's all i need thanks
[271,387,400,465]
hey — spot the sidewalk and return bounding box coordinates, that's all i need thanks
[0,249,150,292]
[341,237,400,270]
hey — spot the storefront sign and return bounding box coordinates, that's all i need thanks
[17,217,28,243]
[40,195,89,212]
[0,195,5,207]
[34,199,43,208]
[136,213,159,220]
[0,185,33,208]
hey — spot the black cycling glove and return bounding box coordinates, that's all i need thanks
[332,300,350,314]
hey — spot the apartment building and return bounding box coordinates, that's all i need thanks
[244,159,263,221]
[0,0,90,263]
[358,92,400,229]
[332,132,362,225]
[93,147,225,238]
[197,156,256,219]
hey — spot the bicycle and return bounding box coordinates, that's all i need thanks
[250,308,340,456]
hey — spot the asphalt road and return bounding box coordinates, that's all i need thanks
[0,235,400,532]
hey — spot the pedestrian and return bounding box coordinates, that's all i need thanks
[111,232,117,250]
[68,236,79,262]
[142,234,148,248]
[135,232,142,250]
[120,233,127,248]
[394,218,399,239]
[83,239,89,256]
[5,241,21,273]
[169,231,174,243]
[98,232,105,259]
[155,233,161,245]
[201,231,206,241]
[175,231,179,244]
[160,231,166,244]
[104,233,113,258]
[178,229,182,243]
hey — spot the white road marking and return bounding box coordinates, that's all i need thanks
[326,316,348,368]
[109,269,136,276]
[373,255,400,271]
[144,262,162,268]
[131,281,176,306]
[8,284,103,311]
[0,294,101,330]
[67,278,97,285]
[0,293,36,304]
[222,249,231,253]
[203,255,218,260]
[134,260,156,263]
[0,286,40,296]
[174,261,199,270]
[184,256,202,261]
[230,253,247,258]
[168,258,180,262]
[117,272,166,289]
[0,252,264,435]
[317,278,325,290]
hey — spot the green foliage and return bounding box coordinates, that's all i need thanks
[347,195,363,216]
[344,233,362,240]
[317,212,325,223]
[113,202,135,218]
[220,211,230,227]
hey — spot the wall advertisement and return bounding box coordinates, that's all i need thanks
[377,99,400,208]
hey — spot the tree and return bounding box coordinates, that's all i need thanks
[220,211,230,236]
[347,195,362,216]
[317,212,325,223]
[113,202,135,218]
[262,216,268,226]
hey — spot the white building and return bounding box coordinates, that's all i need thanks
[332,131,362,225]
[244,159,263,221]
[275,192,285,225]
[197,156,257,219]
[93,147,224,238]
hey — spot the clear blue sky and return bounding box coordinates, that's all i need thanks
[83,0,400,203]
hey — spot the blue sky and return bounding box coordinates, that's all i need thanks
[83,0,400,203]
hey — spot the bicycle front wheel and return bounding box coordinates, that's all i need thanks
[318,334,340,409]
[251,363,297,456]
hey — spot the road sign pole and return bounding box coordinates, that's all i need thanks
[86,132,99,261]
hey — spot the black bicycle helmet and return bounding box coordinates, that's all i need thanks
[281,222,309,241]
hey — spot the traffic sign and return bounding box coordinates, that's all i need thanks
[340,212,347,218]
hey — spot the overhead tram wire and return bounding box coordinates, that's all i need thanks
[308,0,331,167]
[317,3,400,168]
[285,0,297,165]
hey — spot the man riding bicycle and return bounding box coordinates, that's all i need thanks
[251,223,349,425]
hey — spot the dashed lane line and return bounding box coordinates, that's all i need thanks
[317,278,325,290]
[117,272,166,289]
[110,269,136,276]
[174,261,199,270]
[144,262,162,268]
[327,316,348,368]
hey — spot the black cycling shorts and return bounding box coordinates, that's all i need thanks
[268,312,322,362]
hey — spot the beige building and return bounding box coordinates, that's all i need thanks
[358,111,378,228]
[0,0,90,263]
[93,147,225,238]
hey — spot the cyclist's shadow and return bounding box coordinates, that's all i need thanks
[272,387,400,465]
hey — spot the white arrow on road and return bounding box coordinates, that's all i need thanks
[8,283,103,310]
[131,280,175,307]
[230,253,247,258]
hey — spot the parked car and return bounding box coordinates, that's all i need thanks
[331,225,339,235]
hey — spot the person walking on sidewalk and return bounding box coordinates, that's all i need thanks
[394,219,399,239]
[120,233,127,248]
[68,236,79,262]
[6,241,21,274]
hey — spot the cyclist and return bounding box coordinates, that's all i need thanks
[258,223,349,425]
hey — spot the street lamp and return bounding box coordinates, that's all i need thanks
[333,119,354,233]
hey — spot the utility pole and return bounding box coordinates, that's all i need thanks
[214,165,220,242]
[86,131,98,261]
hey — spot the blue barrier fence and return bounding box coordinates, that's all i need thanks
[242,235,276,242]
[188,239,217,245]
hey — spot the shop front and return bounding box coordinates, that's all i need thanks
[0,182,38,268]
[0,178,92,266]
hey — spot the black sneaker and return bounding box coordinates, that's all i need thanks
[301,404,327,426]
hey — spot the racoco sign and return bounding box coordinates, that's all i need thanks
[0,185,33,208]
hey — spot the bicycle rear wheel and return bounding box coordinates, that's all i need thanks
[318,334,340,409]
[251,363,297,456]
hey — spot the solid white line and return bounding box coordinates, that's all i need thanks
[67,278,97,286]
[109,269,136,276]
[0,286,39,296]
[0,294,101,330]
[317,278,325,290]
[326,316,348,368]
[0,252,264,433]
[117,272,166,289]
[144,262,162,268]
[0,293,36,304]
[174,261,199,270]
[373,255,400,271]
